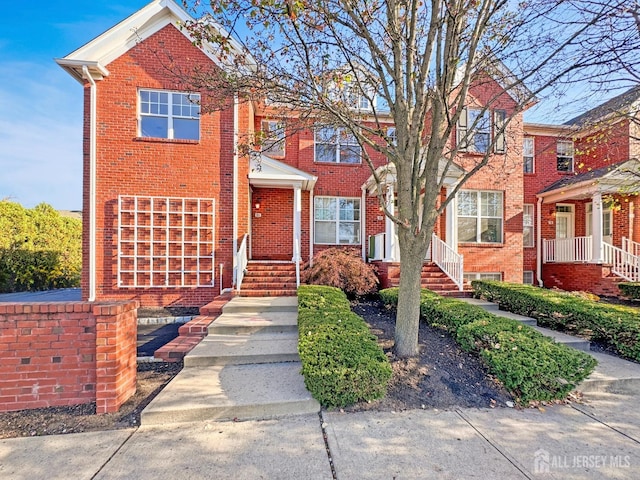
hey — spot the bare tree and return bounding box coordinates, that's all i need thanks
[178,0,635,356]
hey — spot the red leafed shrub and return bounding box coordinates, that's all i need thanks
[302,248,378,297]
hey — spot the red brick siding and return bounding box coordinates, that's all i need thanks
[0,301,137,414]
[542,263,622,297]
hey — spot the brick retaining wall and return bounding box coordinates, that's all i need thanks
[0,300,137,414]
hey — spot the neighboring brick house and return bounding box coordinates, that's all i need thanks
[57,0,639,306]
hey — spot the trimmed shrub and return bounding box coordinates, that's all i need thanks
[298,285,392,407]
[619,283,640,300]
[379,286,597,404]
[472,281,640,362]
[302,248,378,297]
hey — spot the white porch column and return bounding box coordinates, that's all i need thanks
[385,184,398,261]
[591,192,604,263]
[445,187,459,252]
[293,185,302,262]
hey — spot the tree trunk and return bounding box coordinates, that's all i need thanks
[394,233,431,357]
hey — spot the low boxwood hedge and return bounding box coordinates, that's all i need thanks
[379,287,597,404]
[297,285,392,408]
[472,280,640,362]
[619,282,640,300]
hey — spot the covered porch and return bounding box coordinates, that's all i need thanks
[362,162,467,292]
[538,160,640,290]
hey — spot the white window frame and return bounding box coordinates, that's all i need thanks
[523,271,534,285]
[139,89,200,140]
[557,139,574,172]
[314,196,361,245]
[457,107,491,154]
[261,120,285,157]
[523,137,535,173]
[523,204,535,248]
[314,127,362,164]
[457,190,504,244]
[387,127,397,146]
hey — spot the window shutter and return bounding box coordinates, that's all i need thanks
[457,107,468,151]
[494,110,506,153]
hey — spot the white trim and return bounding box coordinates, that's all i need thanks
[313,196,362,245]
[82,65,97,302]
[536,197,543,286]
[233,94,239,286]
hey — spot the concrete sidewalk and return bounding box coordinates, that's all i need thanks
[2,392,640,479]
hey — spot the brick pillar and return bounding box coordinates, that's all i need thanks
[94,301,138,413]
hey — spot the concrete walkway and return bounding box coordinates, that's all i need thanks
[2,391,640,479]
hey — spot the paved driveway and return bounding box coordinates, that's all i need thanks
[0,288,81,302]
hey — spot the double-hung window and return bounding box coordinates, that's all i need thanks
[557,139,574,172]
[139,89,200,140]
[314,197,361,244]
[457,108,490,154]
[315,127,361,164]
[458,191,503,243]
[523,204,534,247]
[261,120,285,157]
[523,137,535,173]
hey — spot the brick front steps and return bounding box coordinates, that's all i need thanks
[154,293,232,362]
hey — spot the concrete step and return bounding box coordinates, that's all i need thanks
[579,351,640,395]
[141,362,320,425]
[487,310,537,326]
[185,331,300,367]
[222,296,298,314]
[458,297,500,311]
[208,310,299,335]
[530,325,591,351]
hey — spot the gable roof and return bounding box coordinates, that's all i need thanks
[537,159,640,202]
[56,0,244,83]
[249,154,317,191]
[564,86,640,128]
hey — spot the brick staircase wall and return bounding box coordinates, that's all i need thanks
[373,261,470,297]
[238,262,298,297]
[542,263,622,296]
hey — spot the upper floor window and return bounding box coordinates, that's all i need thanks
[139,90,200,140]
[556,139,574,172]
[387,127,397,146]
[523,137,535,173]
[315,127,361,164]
[261,120,285,157]
[457,190,503,243]
[457,107,506,154]
[314,196,361,244]
[523,204,534,247]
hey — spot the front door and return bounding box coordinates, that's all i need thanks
[555,204,575,261]
[251,187,294,261]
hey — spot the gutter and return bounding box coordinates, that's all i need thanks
[82,66,98,302]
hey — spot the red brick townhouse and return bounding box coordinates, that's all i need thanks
[56,0,637,307]
[523,87,640,295]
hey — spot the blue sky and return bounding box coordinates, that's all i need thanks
[0,1,149,210]
[0,0,618,211]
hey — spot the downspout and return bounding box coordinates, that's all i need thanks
[536,197,543,287]
[82,66,97,302]
[361,185,366,260]
[232,93,239,289]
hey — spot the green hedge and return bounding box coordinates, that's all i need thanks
[380,287,597,403]
[619,283,640,300]
[472,280,640,362]
[298,285,392,407]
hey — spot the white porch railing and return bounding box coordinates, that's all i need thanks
[603,242,640,282]
[236,233,249,292]
[543,236,592,263]
[623,237,640,257]
[544,236,640,282]
[430,233,464,291]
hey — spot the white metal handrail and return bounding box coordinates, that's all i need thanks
[623,237,640,257]
[603,242,640,282]
[431,233,464,291]
[236,233,249,292]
